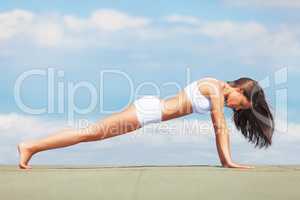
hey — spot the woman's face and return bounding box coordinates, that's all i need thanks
[226,88,252,111]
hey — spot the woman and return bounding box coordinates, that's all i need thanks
[18,77,274,169]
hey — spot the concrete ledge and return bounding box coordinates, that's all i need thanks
[1,165,299,200]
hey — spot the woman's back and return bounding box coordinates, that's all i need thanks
[161,77,222,121]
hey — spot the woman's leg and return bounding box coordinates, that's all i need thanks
[18,103,141,169]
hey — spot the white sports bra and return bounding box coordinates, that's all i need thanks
[184,80,212,114]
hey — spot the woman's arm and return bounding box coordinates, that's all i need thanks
[210,105,232,166]
[208,81,254,169]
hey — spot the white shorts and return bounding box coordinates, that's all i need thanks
[133,95,163,127]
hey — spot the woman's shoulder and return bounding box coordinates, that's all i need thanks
[197,77,225,87]
[198,76,221,83]
[197,77,225,97]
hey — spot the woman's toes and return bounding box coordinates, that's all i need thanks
[18,163,32,169]
[18,143,34,169]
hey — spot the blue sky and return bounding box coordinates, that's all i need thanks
[0,0,299,166]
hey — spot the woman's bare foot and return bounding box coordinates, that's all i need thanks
[17,142,34,169]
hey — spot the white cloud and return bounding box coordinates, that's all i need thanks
[0,113,65,140]
[64,9,150,32]
[63,15,87,32]
[199,20,300,63]
[0,9,34,41]
[164,15,201,25]
[198,21,267,39]
[162,15,300,65]
[90,9,150,31]
[0,9,299,68]
[163,15,268,39]
[0,9,151,48]
[33,22,64,47]
[224,0,300,8]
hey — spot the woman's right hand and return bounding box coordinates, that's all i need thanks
[222,162,255,169]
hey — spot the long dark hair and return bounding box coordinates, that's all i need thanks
[226,77,275,148]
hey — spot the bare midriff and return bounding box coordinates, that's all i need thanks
[160,90,193,121]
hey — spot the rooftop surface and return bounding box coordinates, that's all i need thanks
[1,165,300,200]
